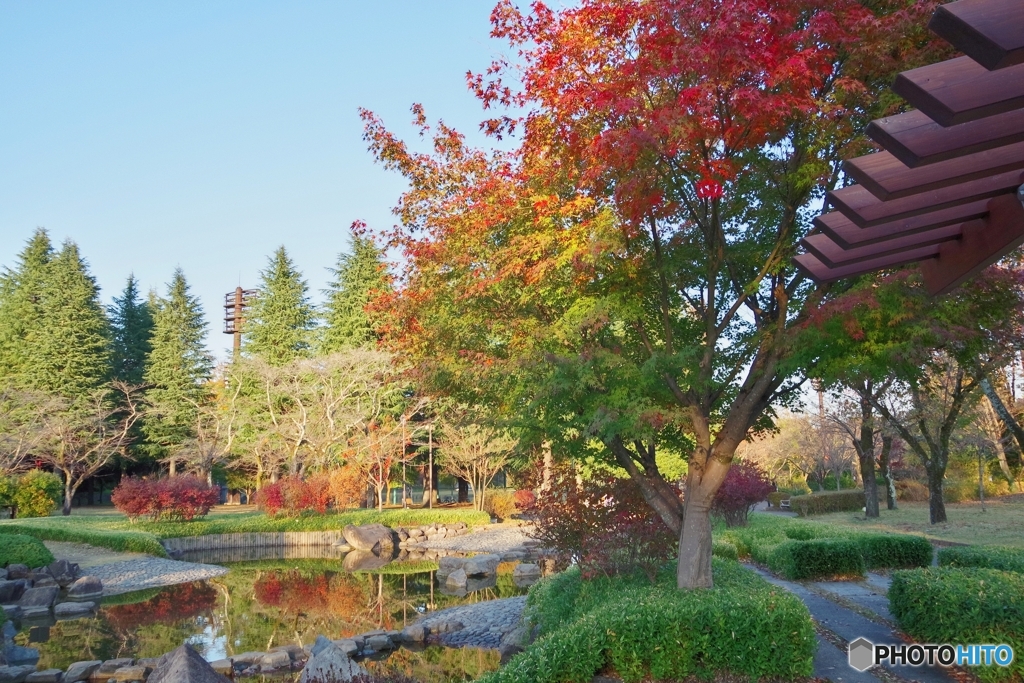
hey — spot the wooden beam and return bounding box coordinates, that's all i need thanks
[867,108,1024,168]
[929,0,1024,71]
[844,141,1024,201]
[802,223,962,267]
[815,200,990,248]
[921,194,1024,295]
[828,169,1024,227]
[795,247,940,284]
[893,56,1024,126]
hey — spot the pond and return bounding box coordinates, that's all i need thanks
[13,551,533,682]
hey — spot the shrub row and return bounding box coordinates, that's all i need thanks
[484,560,815,683]
[112,476,219,522]
[938,545,1024,575]
[0,533,55,568]
[890,567,1024,682]
[0,521,168,557]
[790,490,866,516]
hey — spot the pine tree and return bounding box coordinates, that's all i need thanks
[321,233,390,352]
[0,229,55,382]
[24,240,111,399]
[143,269,213,466]
[244,246,317,365]
[109,274,153,385]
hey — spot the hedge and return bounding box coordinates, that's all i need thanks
[767,539,865,580]
[790,490,866,516]
[855,534,933,570]
[0,522,168,557]
[0,533,55,568]
[483,560,815,683]
[938,545,1024,575]
[890,567,1024,682]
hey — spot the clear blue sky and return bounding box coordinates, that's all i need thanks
[0,1,507,360]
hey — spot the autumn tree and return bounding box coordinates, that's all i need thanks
[364,0,946,587]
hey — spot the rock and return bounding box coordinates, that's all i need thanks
[66,577,102,601]
[63,660,101,683]
[259,651,290,669]
[0,581,28,604]
[5,567,28,582]
[364,634,392,651]
[444,568,467,589]
[342,524,396,553]
[398,624,427,644]
[148,645,230,683]
[46,561,78,589]
[25,669,62,683]
[463,554,500,577]
[53,602,95,620]
[0,665,36,683]
[207,661,232,676]
[299,644,366,683]
[341,549,391,572]
[2,644,38,667]
[435,556,465,579]
[331,639,358,656]
[310,635,333,658]
[108,666,147,681]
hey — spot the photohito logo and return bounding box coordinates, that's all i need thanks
[848,638,1014,672]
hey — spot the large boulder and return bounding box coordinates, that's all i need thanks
[342,524,396,553]
[463,554,500,577]
[298,644,366,683]
[148,645,230,683]
[66,577,102,601]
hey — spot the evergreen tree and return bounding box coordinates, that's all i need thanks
[244,246,316,365]
[24,241,111,399]
[109,274,153,385]
[143,269,213,466]
[0,229,55,381]
[321,233,390,352]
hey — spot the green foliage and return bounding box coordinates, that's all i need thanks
[244,246,317,365]
[108,274,153,385]
[486,560,815,683]
[0,533,55,567]
[790,490,866,516]
[10,469,62,518]
[0,520,167,556]
[889,567,1024,682]
[855,534,932,570]
[767,539,865,580]
[938,545,1024,575]
[321,232,390,352]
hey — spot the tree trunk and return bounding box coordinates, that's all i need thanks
[676,491,713,589]
[880,436,897,510]
[927,467,947,524]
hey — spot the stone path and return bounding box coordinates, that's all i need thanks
[416,596,527,650]
[414,524,534,555]
[84,558,228,597]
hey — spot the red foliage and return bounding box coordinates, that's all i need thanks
[104,581,217,631]
[531,467,676,582]
[513,489,536,510]
[111,476,218,522]
[712,461,774,527]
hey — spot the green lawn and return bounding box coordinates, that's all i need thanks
[0,505,492,556]
[796,495,1024,548]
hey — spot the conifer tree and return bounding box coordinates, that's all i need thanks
[24,241,111,399]
[321,233,389,352]
[0,229,55,381]
[244,246,316,365]
[143,269,213,469]
[109,274,153,385]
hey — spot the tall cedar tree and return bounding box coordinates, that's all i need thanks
[321,231,390,352]
[109,274,154,385]
[364,0,948,588]
[0,230,55,383]
[26,241,111,400]
[245,247,317,365]
[143,269,213,470]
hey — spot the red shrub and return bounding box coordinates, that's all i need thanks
[111,478,155,522]
[712,461,774,527]
[513,489,536,510]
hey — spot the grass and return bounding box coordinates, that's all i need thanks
[798,495,1024,548]
[0,505,491,556]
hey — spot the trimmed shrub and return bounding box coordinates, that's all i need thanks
[483,490,518,521]
[0,533,55,567]
[712,461,774,526]
[790,490,866,516]
[938,545,1024,575]
[768,539,865,580]
[855,534,932,570]
[487,560,815,683]
[890,567,1024,682]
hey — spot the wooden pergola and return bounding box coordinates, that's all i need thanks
[796,0,1024,295]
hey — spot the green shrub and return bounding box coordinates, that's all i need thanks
[768,539,865,580]
[489,560,814,683]
[711,540,738,561]
[790,490,866,516]
[890,567,1024,682]
[855,534,932,570]
[938,545,1024,575]
[0,533,55,567]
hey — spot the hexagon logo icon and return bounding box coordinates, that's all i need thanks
[848,637,875,672]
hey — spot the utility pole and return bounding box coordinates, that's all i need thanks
[223,287,257,357]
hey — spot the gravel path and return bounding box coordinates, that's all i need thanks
[418,596,527,650]
[88,558,228,596]
[415,524,536,555]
